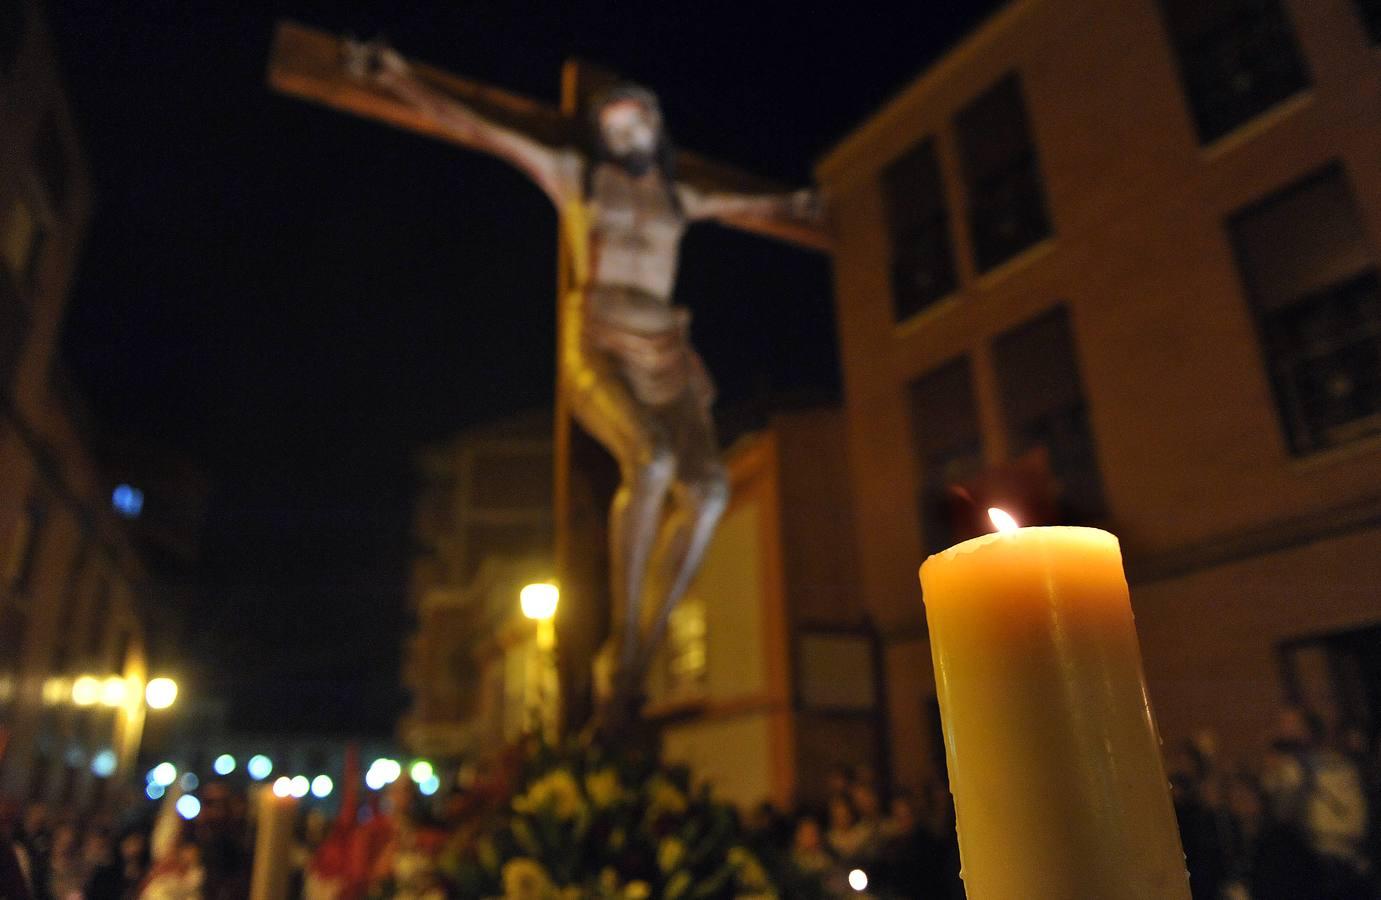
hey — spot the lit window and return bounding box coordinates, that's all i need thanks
[112,484,144,518]
[1228,164,1381,454]
[665,594,708,697]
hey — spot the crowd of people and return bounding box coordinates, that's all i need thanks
[3,709,1379,899]
[743,764,965,898]
[1170,706,1380,900]
[1,782,253,900]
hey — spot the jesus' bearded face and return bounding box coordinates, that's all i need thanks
[598,98,661,175]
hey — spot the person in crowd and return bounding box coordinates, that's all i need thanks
[1261,705,1371,899]
[790,813,832,878]
[16,803,50,900]
[82,829,124,900]
[116,830,150,899]
[44,823,85,900]
[825,793,870,864]
[1170,740,1227,900]
[0,798,34,900]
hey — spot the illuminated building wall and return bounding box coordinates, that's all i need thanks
[646,408,876,810]
[818,0,1381,789]
[0,0,153,802]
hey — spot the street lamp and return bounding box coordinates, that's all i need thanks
[519,583,559,622]
[145,677,178,710]
[520,582,559,740]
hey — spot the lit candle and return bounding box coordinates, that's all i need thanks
[919,510,1188,899]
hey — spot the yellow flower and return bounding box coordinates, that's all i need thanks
[664,871,692,899]
[623,882,652,899]
[657,837,686,873]
[513,769,585,821]
[501,858,554,899]
[584,768,625,809]
[644,776,688,820]
[476,837,499,874]
[728,846,770,891]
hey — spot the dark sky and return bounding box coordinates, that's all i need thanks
[47,1,999,734]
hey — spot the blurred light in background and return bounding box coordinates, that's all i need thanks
[176,795,201,820]
[247,755,273,780]
[145,677,178,709]
[311,775,333,798]
[213,754,236,775]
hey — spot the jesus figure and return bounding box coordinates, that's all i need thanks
[355,45,825,720]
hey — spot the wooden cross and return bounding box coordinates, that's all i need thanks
[266,20,831,730]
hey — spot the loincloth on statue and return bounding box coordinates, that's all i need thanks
[582,286,712,407]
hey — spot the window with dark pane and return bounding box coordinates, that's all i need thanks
[882,139,957,320]
[908,357,984,554]
[33,115,69,215]
[1228,164,1381,454]
[1156,0,1309,143]
[994,305,1106,522]
[954,73,1052,273]
[1356,0,1381,43]
[0,0,24,76]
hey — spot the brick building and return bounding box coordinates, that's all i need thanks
[816,0,1381,789]
[1,0,156,800]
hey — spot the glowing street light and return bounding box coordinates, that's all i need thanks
[311,775,333,798]
[146,783,165,801]
[247,755,273,780]
[176,795,201,820]
[90,749,117,778]
[848,869,868,892]
[72,676,101,706]
[519,583,559,621]
[100,676,128,707]
[272,777,292,798]
[145,677,178,710]
[213,754,236,776]
[409,760,434,784]
[288,776,310,799]
[419,774,440,796]
[149,762,177,787]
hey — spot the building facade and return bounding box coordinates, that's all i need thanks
[645,407,878,811]
[1,1,156,802]
[817,0,1381,789]
[401,410,557,759]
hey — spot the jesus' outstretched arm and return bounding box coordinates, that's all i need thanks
[346,41,575,208]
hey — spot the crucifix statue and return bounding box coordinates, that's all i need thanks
[268,23,830,733]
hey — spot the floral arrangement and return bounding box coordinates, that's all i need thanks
[427,735,809,899]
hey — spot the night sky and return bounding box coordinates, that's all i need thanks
[47,1,999,734]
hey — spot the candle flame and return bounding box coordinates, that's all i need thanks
[988,507,1019,533]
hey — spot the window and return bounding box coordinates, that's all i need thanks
[664,594,707,698]
[1156,0,1309,143]
[1228,165,1381,454]
[1356,0,1381,44]
[882,139,957,320]
[0,1,24,76]
[994,306,1106,522]
[908,357,984,553]
[955,73,1052,272]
